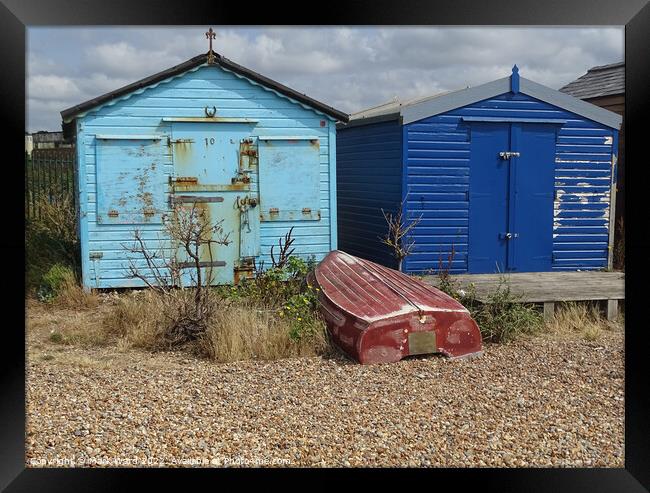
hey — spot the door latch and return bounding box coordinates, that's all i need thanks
[499,151,521,160]
[500,232,519,240]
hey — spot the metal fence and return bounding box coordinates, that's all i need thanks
[25,148,76,220]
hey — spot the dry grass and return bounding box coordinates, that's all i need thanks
[545,302,621,341]
[101,290,167,350]
[27,298,110,350]
[196,302,331,363]
[52,275,100,310]
[99,291,331,363]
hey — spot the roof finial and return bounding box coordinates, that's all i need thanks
[511,64,520,94]
[205,27,216,64]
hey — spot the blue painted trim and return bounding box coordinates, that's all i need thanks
[76,120,91,290]
[161,117,259,123]
[258,135,320,140]
[95,134,164,140]
[69,62,342,124]
[511,65,520,93]
[402,77,510,125]
[329,122,337,251]
[461,116,566,124]
[395,75,621,129]
[520,78,621,130]
[400,122,409,272]
[508,123,520,270]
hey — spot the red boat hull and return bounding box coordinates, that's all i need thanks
[310,251,482,364]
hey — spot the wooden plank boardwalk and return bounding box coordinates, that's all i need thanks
[423,271,625,321]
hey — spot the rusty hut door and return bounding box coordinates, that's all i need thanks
[168,122,259,285]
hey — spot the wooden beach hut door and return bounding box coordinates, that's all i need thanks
[169,122,259,285]
[468,122,558,273]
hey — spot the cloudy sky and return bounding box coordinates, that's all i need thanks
[27,26,623,132]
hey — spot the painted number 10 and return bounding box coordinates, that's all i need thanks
[205,137,215,145]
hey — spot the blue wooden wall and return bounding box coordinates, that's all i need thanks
[75,64,337,289]
[402,92,616,274]
[337,120,403,268]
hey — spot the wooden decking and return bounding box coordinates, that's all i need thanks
[424,271,625,321]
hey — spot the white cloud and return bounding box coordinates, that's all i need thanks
[84,41,184,79]
[28,75,81,100]
[26,26,623,132]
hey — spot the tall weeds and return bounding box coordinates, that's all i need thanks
[433,249,542,343]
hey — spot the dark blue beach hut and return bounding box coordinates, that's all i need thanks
[337,66,622,275]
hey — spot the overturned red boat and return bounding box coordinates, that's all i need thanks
[309,250,482,364]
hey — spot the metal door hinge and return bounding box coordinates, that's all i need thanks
[499,151,521,160]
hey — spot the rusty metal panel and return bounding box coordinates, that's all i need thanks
[171,195,224,204]
[237,194,260,259]
[259,209,321,222]
[170,122,258,285]
[258,137,321,222]
[95,137,166,224]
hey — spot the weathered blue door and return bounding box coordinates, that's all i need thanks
[169,122,258,285]
[510,123,556,272]
[468,122,556,273]
[468,123,511,273]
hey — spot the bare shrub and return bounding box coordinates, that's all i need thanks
[124,203,231,346]
[380,202,422,271]
[270,226,296,269]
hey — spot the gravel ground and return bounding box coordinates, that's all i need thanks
[26,324,624,468]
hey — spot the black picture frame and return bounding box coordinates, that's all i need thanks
[4,1,648,490]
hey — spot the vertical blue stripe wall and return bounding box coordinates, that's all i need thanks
[337,119,402,268]
[76,64,336,288]
[338,92,616,275]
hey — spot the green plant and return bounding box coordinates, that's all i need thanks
[433,249,542,343]
[49,330,64,344]
[217,230,323,345]
[280,283,322,341]
[223,232,316,309]
[470,278,543,343]
[26,192,80,291]
[37,263,77,302]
